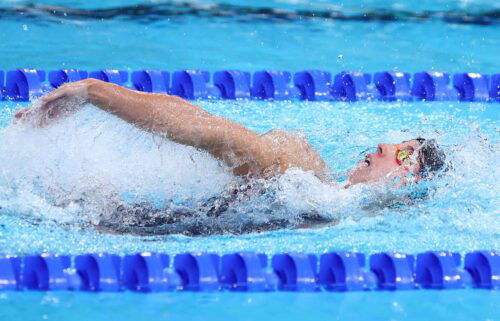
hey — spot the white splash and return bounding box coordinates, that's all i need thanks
[0,104,234,225]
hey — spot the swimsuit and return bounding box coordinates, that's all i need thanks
[95,180,279,236]
[95,178,335,236]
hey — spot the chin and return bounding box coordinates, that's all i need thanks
[346,177,364,186]
[347,170,368,185]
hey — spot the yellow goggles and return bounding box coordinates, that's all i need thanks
[396,146,413,166]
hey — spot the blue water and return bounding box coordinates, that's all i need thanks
[1,0,499,320]
[0,0,499,73]
[0,290,498,321]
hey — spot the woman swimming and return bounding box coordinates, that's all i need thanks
[15,78,446,185]
[14,79,447,235]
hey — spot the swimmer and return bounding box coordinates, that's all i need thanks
[15,78,446,187]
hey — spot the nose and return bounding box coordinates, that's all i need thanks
[377,143,389,155]
[378,143,398,154]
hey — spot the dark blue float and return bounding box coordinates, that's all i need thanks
[213,70,252,99]
[174,252,221,291]
[0,71,5,100]
[251,70,301,100]
[0,254,21,290]
[23,254,80,290]
[220,252,278,291]
[370,252,415,290]
[374,71,412,101]
[171,70,221,99]
[412,71,458,101]
[453,73,490,102]
[89,69,128,86]
[48,69,88,88]
[123,252,181,292]
[489,74,500,102]
[464,250,499,289]
[331,71,373,101]
[6,69,46,101]
[271,253,319,291]
[294,70,332,101]
[131,70,170,93]
[318,252,376,291]
[415,251,472,289]
[75,253,121,291]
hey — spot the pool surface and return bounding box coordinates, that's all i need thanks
[0,0,499,320]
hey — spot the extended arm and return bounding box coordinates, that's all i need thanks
[17,79,278,176]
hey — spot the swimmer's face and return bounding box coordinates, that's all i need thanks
[348,140,422,185]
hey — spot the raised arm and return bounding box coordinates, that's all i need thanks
[90,79,281,175]
[17,79,331,179]
[17,79,279,177]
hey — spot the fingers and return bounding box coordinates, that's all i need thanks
[13,80,89,127]
[13,100,59,127]
[40,81,88,107]
[13,109,30,125]
[14,108,30,119]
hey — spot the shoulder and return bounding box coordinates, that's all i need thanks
[262,129,309,146]
[261,130,330,180]
[262,130,319,158]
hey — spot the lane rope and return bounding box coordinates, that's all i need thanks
[0,250,498,292]
[1,69,499,103]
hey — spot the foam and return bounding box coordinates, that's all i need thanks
[0,103,234,225]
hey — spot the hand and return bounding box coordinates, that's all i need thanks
[14,79,95,127]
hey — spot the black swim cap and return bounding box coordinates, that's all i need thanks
[414,137,447,177]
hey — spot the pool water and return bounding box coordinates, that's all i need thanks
[0,0,499,73]
[0,290,498,321]
[1,100,498,320]
[0,100,499,253]
[0,0,499,320]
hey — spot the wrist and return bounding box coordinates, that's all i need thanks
[84,78,102,103]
